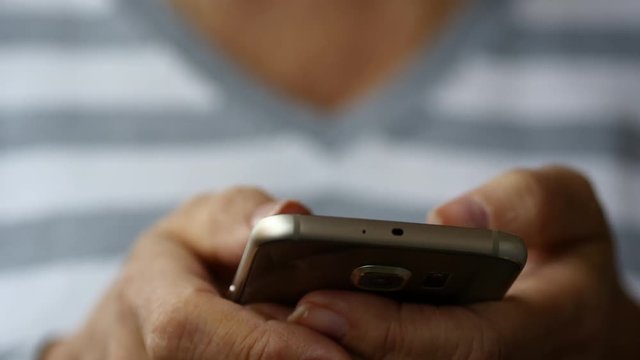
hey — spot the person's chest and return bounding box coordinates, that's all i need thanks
[1,0,639,274]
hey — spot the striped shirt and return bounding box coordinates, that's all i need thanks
[1,0,640,357]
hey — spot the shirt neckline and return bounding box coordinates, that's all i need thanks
[125,0,503,139]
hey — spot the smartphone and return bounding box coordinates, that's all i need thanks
[228,214,526,305]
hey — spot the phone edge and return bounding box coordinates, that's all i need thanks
[228,214,299,302]
[228,214,527,303]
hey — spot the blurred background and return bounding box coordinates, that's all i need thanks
[1,0,640,357]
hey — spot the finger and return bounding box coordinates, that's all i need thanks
[128,237,349,360]
[154,186,310,267]
[427,166,611,253]
[50,283,151,359]
[425,166,615,308]
[287,167,616,360]
[289,290,498,360]
[217,197,313,287]
[105,288,150,360]
[426,166,617,356]
[153,187,273,266]
[251,200,312,227]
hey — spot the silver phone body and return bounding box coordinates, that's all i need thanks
[229,215,527,305]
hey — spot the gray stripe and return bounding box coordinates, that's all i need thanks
[309,193,427,223]
[390,112,640,162]
[482,5,640,58]
[0,109,261,150]
[0,207,165,271]
[0,194,427,271]
[615,228,640,276]
[485,27,640,58]
[1,109,639,162]
[120,0,640,160]
[122,0,510,140]
[1,195,639,274]
[0,15,157,45]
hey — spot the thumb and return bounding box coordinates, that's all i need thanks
[427,166,611,252]
[288,290,497,360]
[289,167,615,360]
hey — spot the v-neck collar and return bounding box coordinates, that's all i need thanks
[124,0,505,140]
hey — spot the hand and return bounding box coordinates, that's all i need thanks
[44,187,351,360]
[288,167,640,360]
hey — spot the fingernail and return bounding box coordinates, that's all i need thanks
[288,303,348,340]
[434,196,489,228]
[251,200,312,227]
[251,201,284,227]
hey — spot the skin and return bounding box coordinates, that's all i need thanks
[44,2,640,358]
[45,189,352,359]
[45,167,640,359]
[288,167,640,359]
[170,0,464,109]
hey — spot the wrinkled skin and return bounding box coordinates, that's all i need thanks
[45,167,640,360]
[289,166,640,359]
[45,188,351,360]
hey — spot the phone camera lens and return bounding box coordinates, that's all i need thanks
[351,265,411,292]
[359,272,404,290]
[391,228,404,236]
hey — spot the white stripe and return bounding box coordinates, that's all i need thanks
[0,257,121,349]
[0,46,223,111]
[0,0,113,15]
[1,135,638,227]
[513,0,640,29]
[427,57,640,125]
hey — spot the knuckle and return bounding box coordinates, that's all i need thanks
[247,330,289,360]
[164,186,273,226]
[523,165,599,203]
[175,192,217,219]
[178,187,273,222]
[382,319,404,356]
[432,313,504,360]
[224,322,289,360]
[380,306,418,360]
[379,307,504,360]
[501,168,558,239]
[512,166,605,231]
[542,165,597,197]
[504,168,545,195]
[144,290,209,359]
[497,166,609,246]
[185,192,217,209]
[220,186,273,203]
[155,192,214,230]
[148,186,275,253]
[464,326,504,360]
[504,166,598,215]
[503,168,550,213]
[145,307,191,358]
